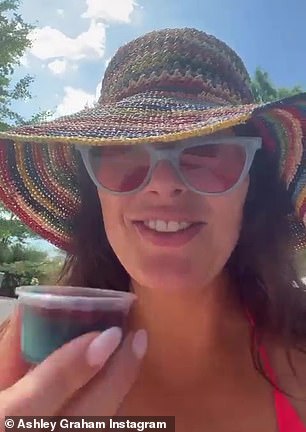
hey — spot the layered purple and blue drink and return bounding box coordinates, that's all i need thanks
[15,286,136,364]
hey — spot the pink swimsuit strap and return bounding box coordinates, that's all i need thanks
[245,309,306,431]
[259,344,306,431]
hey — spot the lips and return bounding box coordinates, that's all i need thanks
[133,220,205,247]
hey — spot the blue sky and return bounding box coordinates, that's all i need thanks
[13,0,306,121]
[10,0,306,253]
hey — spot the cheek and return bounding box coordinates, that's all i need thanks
[99,193,123,241]
[209,179,249,258]
[98,193,134,265]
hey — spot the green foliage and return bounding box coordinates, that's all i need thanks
[0,0,58,294]
[0,0,34,129]
[0,244,65,296]
[0,203,64,296]
[28,110,54,124]
[0,202,39,246]
[0,0,53,130]
[0,252,64,296]
[251,67,304,103]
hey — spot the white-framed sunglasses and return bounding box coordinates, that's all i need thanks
[77,136,262,196]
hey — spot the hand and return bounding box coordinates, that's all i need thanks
[0,307,147,422]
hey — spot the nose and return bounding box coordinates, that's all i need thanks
[144,160,187,197]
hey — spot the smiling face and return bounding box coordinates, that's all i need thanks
[98,129,250,293]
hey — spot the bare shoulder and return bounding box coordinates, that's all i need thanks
[268,340,306,422]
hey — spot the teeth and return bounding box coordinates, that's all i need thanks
[144,220,192,232]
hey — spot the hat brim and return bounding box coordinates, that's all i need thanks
[0,91,305,252]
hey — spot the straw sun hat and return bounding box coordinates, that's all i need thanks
[0,28,305,252]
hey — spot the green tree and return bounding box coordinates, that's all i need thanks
[0,202,39,245]
[0,250,64,297]
[0,0,35,130]
[0,203,64,296]
[0,0,52,130]
[251,67,304,103]
[0,202,39,247]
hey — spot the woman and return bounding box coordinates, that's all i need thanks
[0,27,305,431]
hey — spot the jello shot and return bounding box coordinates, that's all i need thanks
[15,285,136,364]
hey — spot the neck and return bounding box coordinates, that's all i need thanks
[129,272,249,389]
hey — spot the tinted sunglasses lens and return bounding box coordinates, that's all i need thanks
[88,145,151,192]
[179,143,247,193]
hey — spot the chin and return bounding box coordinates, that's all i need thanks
[130,255,218,294]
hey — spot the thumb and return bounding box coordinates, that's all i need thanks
[0,307,29,389]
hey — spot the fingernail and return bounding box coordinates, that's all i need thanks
[131,329,148,359]
[86,327,122,367]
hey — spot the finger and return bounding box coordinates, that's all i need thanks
[62,329,148,416]
[0,308,29,389]
[1,326,123,416]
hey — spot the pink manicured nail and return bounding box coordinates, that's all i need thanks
[86,327,122,367]
[131,329,148,359]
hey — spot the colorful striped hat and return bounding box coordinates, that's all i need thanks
[0,27,305,252]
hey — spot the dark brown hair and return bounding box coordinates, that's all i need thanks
[59,125,306,395]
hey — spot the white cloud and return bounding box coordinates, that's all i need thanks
[55,87,96,117]
[82,0,138,23]
[95,79,103,100]
[57,9,64,16]
[93,57,110,99]
[29,20,106,61]
[47,59,68,75]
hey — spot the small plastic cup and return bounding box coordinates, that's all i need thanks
[15,285,136,364]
